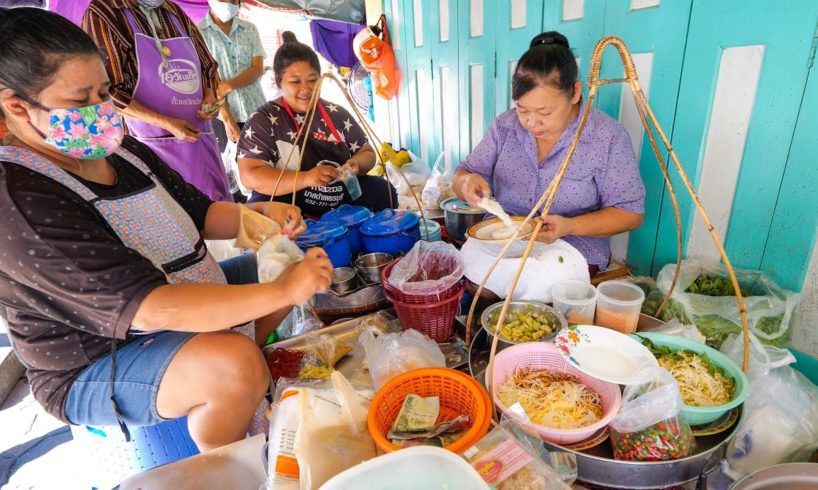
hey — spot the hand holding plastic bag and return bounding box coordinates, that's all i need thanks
[609,367,695,461]
[257,235,303,283]
[359,326,445,389]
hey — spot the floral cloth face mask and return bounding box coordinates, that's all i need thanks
[28,99,125,159]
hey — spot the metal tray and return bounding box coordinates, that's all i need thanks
[468,313,741,489]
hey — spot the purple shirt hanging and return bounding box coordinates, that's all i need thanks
[458,98,646,268]
[309,19,363,68]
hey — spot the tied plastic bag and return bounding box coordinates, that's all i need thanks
[655,258,800,349]
[461,423,571,490]
[721,333,818,475]
[609,367,696,461]
[386,150,430,199]
[222,140,249,197]
[295,372,377,489]
[358,326,445,389]
[257,235,303,283]
[387,241,464,296]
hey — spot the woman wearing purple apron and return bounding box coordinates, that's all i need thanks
[236,32,396,217]
[83,0,231,202]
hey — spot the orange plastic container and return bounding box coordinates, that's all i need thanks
[367,368,492,454]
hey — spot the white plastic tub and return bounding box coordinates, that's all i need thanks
[320,446,490,490]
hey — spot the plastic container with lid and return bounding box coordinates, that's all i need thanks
[418,219,442,241]
[359,209,420,256]
[295,219,352,268]
[320,204,373,254]
[551,279,598,325]
[595,280,646,334]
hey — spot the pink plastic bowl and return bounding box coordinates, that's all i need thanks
[490,342,622,445]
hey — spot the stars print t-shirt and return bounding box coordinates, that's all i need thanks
[236,98,369,213]
[0,136,212,422]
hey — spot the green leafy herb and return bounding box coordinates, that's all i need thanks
[558,256,564,264]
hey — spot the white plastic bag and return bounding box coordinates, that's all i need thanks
[223,140,249,197]
[358,326,445,389]
[655,258,800,349]
[295,372,377,489]
[387,241,464,296]
[421,152,455,209]
[257,235,303,283]
[721,333,818,475]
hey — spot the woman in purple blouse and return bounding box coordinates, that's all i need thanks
[454,32,645,271]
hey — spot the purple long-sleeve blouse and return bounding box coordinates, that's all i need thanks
[458,99,645,269]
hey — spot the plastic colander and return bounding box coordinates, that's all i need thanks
[490,342,622,445]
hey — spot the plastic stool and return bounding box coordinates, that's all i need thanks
[71,417,199,489]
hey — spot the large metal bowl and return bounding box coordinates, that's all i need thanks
[440,197,486,241]
[480,300,566,346]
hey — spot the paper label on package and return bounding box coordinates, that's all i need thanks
[472,439,533,485]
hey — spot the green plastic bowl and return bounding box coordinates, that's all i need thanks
[633,332,749,426]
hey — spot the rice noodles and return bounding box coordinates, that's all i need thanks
[657,352,734,407]
[497,370,603,430]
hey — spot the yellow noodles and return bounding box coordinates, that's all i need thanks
[658,352,733,407]
[497,370,603,430]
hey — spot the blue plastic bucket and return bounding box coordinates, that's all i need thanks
[296,219,352,267]
[360,209,420,256]
[320,204,373,255]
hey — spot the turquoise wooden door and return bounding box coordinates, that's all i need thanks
[592,0,693,275]
[430,0,461,170]
[494,0,545,114]
[457,0,496,160]
[654,0,818,290]
[542,0,606,99]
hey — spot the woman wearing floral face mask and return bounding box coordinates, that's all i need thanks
[0,8,333,451]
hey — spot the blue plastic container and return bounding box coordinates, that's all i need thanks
[296,219,352,267]
[320,204,373,254]
[360,209,421,256]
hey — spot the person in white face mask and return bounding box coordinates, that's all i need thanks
[197,0,266,145]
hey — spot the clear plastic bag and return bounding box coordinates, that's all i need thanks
[257,235,303,283]
[387,241,464,295]
[609,367,695,461]
[721,333,818,475]
[421,152,455,209]
[336,163,362,201]
[655,258,800,349]
[461,424,571,490]
[649,318,707,344]
[358,326,445,389]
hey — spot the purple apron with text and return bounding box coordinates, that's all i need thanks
[123,8,231,202]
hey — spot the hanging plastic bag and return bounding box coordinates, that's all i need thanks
[387,241,464,296]
[421,152,454,209]
[223,140,249,197]
[358,326,445,389]
[353,15,400,100]
[609,367,696,461]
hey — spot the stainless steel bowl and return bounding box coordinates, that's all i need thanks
[331,267,358,294]
[440,197,487,241]
[354,252,393,283]
[480,300,567,346]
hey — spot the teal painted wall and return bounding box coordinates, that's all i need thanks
[384,0,818,292]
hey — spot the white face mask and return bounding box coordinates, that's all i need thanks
[208,0,240,22]
[138,0,165,9]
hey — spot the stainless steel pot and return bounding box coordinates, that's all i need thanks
[729,463,818,489]
[440,197,486,241]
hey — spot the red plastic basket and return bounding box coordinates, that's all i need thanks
[381,256,463,304]
[385,287,464,342]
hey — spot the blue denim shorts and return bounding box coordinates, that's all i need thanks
[63,255,258,427]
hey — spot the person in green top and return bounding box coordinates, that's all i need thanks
[198,0,266,144]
